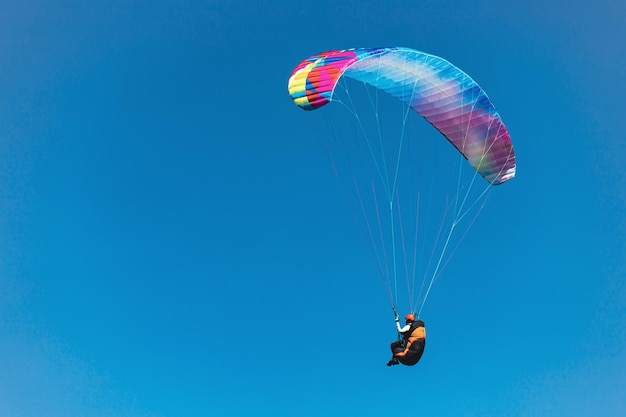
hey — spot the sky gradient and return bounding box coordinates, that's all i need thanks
[1,1,625,416]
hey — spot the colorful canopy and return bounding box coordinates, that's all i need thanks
[288,47,516,185]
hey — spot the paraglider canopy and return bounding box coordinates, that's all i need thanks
[288,47,516,185]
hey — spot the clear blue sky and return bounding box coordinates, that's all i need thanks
[1,1,625,416]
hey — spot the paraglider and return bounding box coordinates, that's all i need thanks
[387,314,426,366]
[287,47,516,366]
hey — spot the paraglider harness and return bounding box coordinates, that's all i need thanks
[390,308,426,365]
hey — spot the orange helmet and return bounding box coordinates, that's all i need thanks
[405,314,415,322]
